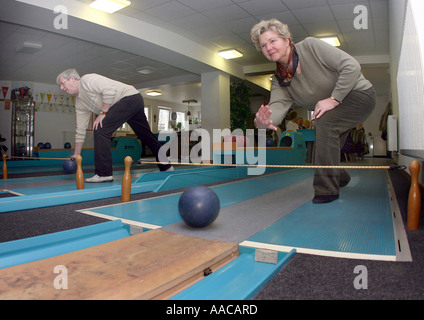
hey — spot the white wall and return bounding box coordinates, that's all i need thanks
[396,0,424,158]
[0,80,77,154]
[389,0,424,181]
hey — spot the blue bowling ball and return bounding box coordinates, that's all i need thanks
[63,159,77,174]
[178,186,220,228]
[44,142,51,149]
[64,142,71,149]
[37,142,45,149]
[266,137,274,147]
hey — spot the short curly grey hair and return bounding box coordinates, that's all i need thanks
[56,68,80,85]
[250,19,292,51]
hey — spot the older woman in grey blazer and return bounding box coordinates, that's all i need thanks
[251,19,375,203]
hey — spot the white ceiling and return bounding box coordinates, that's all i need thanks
[0,0,390,106]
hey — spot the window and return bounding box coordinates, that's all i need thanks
[144,106,150,124]
[176,112,186,130]
[158,107,171,131]
[117,122,130,132]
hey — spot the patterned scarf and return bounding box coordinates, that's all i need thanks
[274,43,299,87]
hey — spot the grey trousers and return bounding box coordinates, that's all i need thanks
[312,87,376,196]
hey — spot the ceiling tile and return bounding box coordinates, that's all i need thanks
[202,4,252,22]
[302,21,341,37]
[223,16,259,34]
[177,0,233,12]
[282,0,328,10]
[291,5,335,24]
[370,0,389,19]
[343,30,375,43]
[172,12,215,29]
[258,10,300,26]
[144,1,197,20]
[237,0,288,15]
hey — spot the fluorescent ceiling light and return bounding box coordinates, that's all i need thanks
[145,90,162,96]
[218,49,243,59]
[319,37,340,47]
[16,42,43,54]
[89,0,131,13]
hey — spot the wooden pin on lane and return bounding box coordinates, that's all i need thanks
[122,156,132,202]
[407,160,421,230]
[75,155,84,190]
[2,154,7,180]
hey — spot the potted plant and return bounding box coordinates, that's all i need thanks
[230,81,253,133]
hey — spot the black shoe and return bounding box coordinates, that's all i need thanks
[312,194,339,204]
[339,176,351,188]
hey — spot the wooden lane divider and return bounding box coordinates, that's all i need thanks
[0,229,238,300]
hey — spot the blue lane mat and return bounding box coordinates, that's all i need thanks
[81,169,313,227]
[246,170,396,259]
[0,180,162,213]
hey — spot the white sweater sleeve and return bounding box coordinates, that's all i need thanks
[75,109,92,143]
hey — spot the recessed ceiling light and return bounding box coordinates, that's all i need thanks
[89,0,131,13]
[319,37,341,47]
[218,49,243,59]
[145,90,162,96]
[137,68,154,75]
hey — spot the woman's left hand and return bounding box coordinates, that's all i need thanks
[313,97,340,119]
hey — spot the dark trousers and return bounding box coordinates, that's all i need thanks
[312,87,376,196]
[93,94,171,176]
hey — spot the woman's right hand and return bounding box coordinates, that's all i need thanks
[254,104,277,131]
